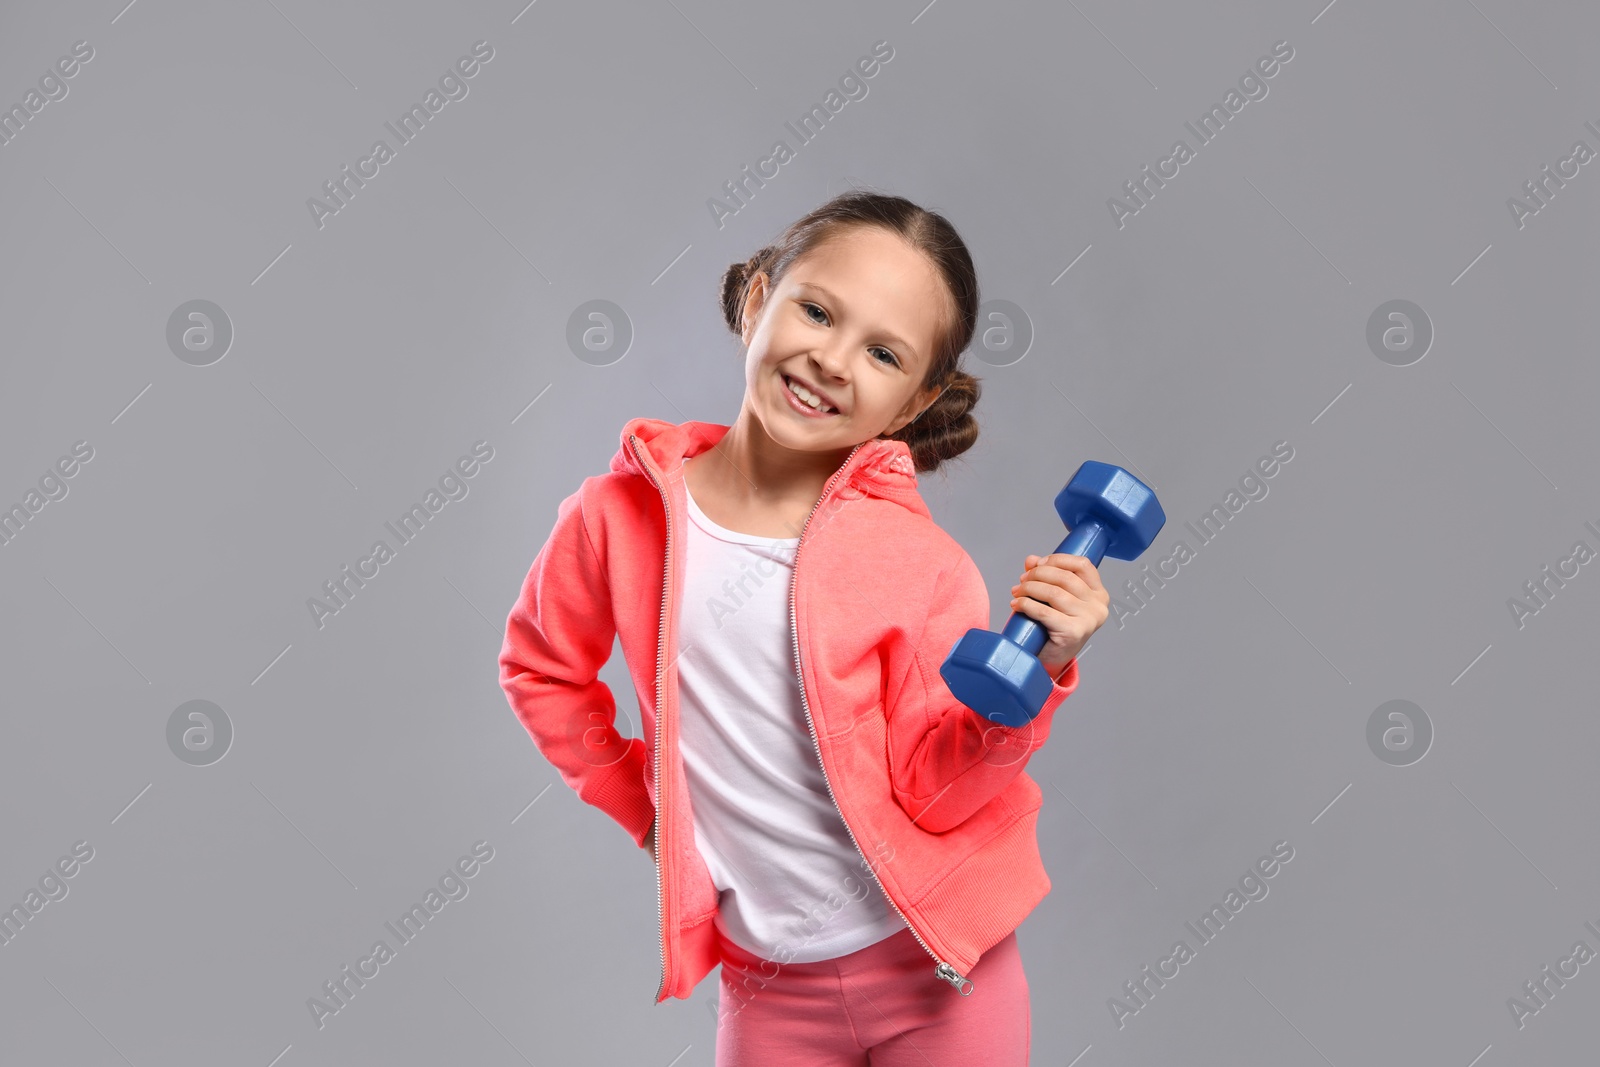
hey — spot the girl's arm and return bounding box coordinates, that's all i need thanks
[887,548,1080,834]
[499,483,656,848]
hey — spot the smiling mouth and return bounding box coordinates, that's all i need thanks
[782,373,840,415]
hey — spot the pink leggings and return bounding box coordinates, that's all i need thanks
[712,925,1030,1065]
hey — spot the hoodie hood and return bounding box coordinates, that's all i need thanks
[609,416,930,516]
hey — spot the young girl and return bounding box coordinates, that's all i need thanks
[500,191,1110,1065]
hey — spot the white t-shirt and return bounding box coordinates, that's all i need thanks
[675,479,906,963]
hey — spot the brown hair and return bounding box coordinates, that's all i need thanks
[718,190,981,475]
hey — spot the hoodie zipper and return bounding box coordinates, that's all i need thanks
[633,433,971,999]
[787,444,974,996]
[630,434,673,1004]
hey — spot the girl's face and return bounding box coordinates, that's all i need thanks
[738,226,947,454]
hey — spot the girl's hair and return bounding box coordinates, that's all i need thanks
[719,191,981,475]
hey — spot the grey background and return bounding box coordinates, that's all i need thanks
[2,0,1596,1064]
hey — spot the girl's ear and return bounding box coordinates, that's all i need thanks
[910,378,948,422]
[740,271,768,344]
[886,380,944,436]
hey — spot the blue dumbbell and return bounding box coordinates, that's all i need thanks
[940,462,1165,727]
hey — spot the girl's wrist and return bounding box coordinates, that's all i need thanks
[1040,655,1074,681]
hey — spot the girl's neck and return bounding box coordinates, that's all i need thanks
[709,412,857,501]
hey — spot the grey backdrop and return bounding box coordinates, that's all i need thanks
[3,1,1597,1064]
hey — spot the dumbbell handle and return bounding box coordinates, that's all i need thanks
[1000,519,1111,655]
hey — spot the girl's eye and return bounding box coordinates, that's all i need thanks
[801,303,900,368]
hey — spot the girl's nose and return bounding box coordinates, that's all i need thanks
[809,346,850,381]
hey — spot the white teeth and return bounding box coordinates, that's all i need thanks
[785,375,836,413]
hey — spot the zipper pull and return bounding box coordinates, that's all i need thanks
[934,962,974,995]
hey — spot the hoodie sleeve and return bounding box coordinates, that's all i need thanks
[887,547,1079,834]
[499,482,656,848]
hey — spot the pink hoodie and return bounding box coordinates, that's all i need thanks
[499,417,1079,1005]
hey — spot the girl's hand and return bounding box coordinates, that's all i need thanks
[1008,553,1111,675]
[644,822,658,863]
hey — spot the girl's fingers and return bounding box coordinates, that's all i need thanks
[1014,571,1092,606]
[1046,553,1107,592]
[1014,583,1090,618]
[1009,590,1091,645]
[1022,553,1101,583]
[1013,555,1113,642]
[1009,591,1054,618]
[1018,554,1109,602]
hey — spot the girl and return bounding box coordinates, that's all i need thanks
[500,191,1111,1065]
